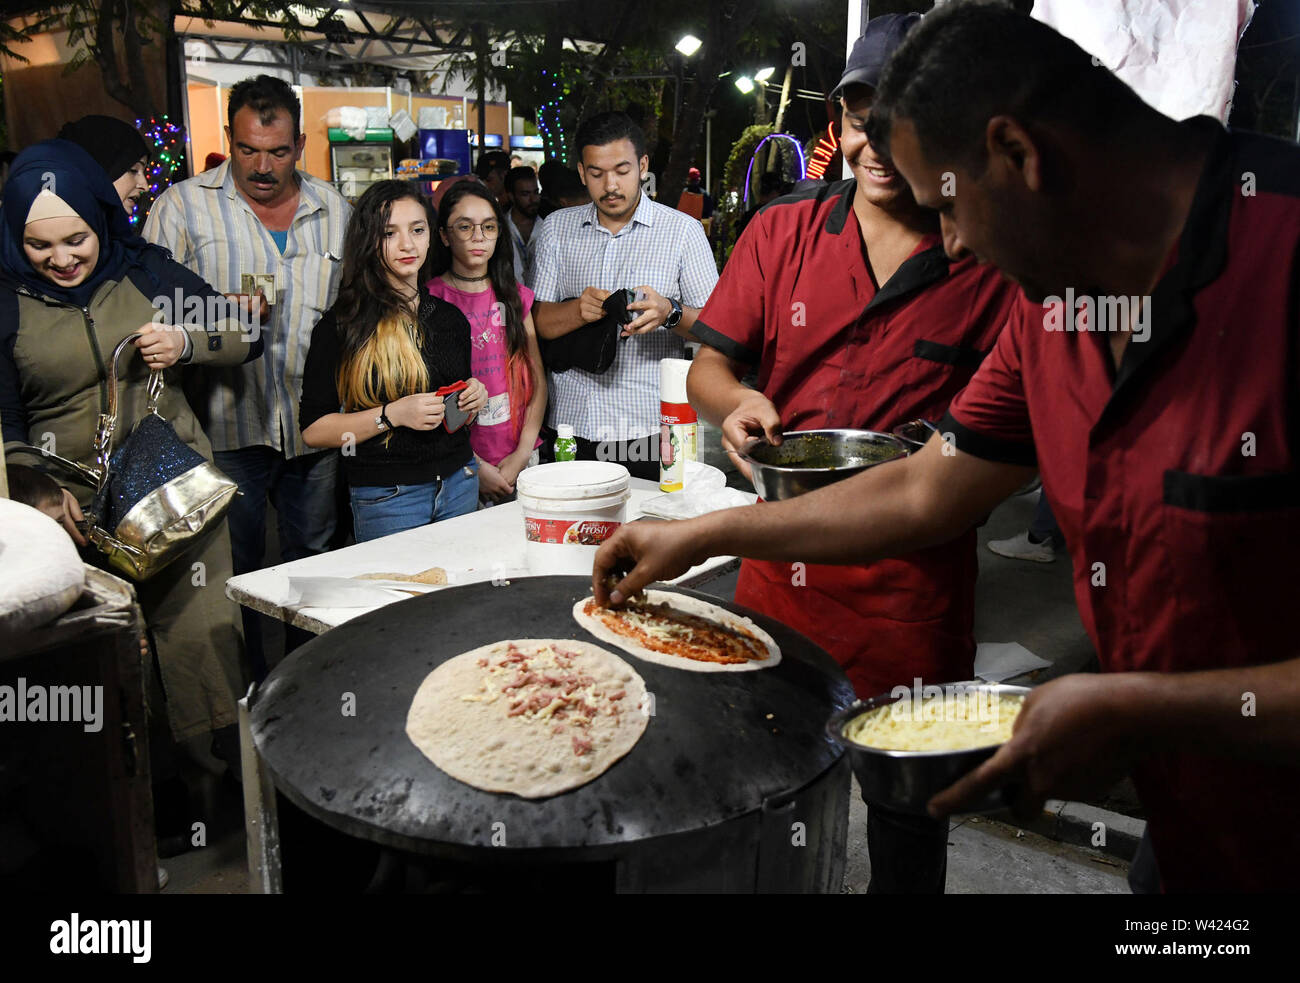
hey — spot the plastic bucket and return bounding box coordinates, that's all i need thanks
[516,461,631,575]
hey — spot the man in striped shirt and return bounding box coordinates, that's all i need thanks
[531,112,718,480]
[145,75,351,676]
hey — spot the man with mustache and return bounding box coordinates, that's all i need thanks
[596,0,1300,893]
[686,13,1019,893]
[145,75,352,680]
[532,112,717,480]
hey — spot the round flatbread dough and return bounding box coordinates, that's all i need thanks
[406,638,649,799]
[573,590,781,673]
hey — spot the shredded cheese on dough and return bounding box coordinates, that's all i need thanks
[458,643,621,753]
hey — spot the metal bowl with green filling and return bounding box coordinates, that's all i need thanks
[740,429,907,501]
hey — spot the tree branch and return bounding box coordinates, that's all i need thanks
[121,0,158,117]
[91,0,138,113]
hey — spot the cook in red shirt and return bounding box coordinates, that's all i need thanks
[688,13,1018,895]
[597,5,1300,893]
[691,88,1015,705]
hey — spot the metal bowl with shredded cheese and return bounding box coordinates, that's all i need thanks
[845,689,1025,752]
[826,683,1032,815]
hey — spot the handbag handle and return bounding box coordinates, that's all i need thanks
[5,442,102,485]
[93,333,166,487]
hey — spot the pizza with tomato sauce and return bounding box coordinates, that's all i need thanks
[573,590,781,673]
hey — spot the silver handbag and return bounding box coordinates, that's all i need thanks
[16,334,238,580]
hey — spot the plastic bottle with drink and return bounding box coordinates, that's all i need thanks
[554,424,577,462]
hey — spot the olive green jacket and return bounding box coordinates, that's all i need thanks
[1,248,262,502]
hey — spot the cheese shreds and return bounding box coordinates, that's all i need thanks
[405,639,649,799]
[846,692,1024,751]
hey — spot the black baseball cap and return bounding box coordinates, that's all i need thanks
[831,12,922,100]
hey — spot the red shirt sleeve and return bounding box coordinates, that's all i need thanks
[941,298,1037,465]
[689,214,769,363]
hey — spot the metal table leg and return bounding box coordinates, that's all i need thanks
[239,684,283,894]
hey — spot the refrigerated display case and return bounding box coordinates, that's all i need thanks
[330,139,394,200]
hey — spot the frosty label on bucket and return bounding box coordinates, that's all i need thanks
[524,517,621,545]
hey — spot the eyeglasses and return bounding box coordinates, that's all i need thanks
[448,220,500,240]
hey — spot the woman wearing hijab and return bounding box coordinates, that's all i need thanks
[0,139,263,755]
[57,115,151,217]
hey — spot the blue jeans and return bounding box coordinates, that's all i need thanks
[1029,491,1064,548]
[350,461,479,543]
[213,446,340,679]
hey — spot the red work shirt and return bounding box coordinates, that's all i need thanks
[944,118,1300,892]
[693,178,1018,698]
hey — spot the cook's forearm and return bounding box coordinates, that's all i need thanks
[1121,658,1300,762]
[691,458,933,566]
[686,348,754,427]
[690,438,1031,566]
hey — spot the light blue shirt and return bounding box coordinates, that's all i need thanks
[530,194,717,441]
[144,162,351,457]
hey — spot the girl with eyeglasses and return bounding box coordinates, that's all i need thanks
[301,181,488,541]
[428,181,546,504]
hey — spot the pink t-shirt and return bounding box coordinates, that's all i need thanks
[426,278,538,466]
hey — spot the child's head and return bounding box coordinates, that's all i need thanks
[341,179,436,302]
[6,464,66,524]
[434,180,516,283]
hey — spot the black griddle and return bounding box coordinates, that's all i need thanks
[250,575,854,862]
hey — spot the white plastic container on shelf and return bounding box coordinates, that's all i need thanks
[515,461,631,575]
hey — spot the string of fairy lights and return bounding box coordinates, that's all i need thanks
[131,115,186,227]
[536,68,568,165]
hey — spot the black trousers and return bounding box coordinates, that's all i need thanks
[866,801,949,893]
[1127,827,1161,894]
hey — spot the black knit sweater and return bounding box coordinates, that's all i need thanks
[300,294,473,487]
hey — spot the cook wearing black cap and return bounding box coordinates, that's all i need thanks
[602,1,1300,894]
[832,11,921,96]
[685,11,1018,893]
[58,115,152,217]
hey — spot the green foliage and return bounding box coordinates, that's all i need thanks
[724,124,775,196]
[0,2,330,68]
[715,123,771,262]
[725,125,798,196]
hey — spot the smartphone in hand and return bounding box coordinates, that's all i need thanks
[436,381,472,432]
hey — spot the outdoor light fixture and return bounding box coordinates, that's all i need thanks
[676,34,702,57]
[754,66,775,82]
[735,76,754,94]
